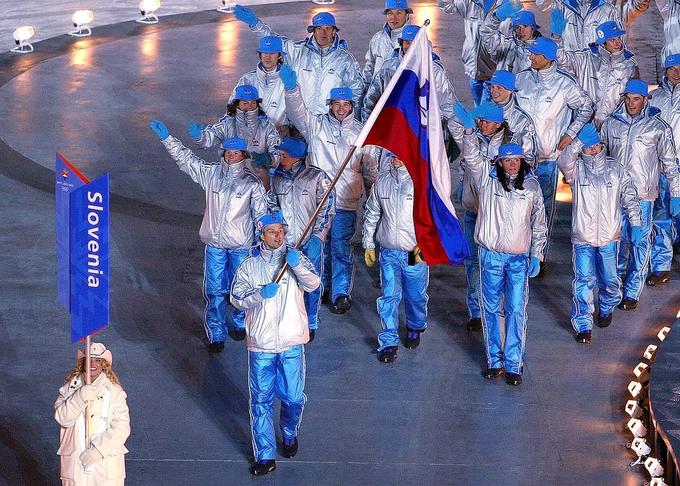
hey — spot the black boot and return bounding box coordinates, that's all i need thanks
[329,296,352,314]
[404,329,421,349]
[229,327,246,341]
[597,313,613,328]
[281,437,298,458]
[575,330,592,344]
[505,372,523,386]
[378,346,398,363]
[482,367,504,379]
[208,341,225,353]
[467,317,482,331]
[308,329,316,343]
[249,460,276,476]
[618,297,638,310]
[646,271,671,286]
[321,289,331,304]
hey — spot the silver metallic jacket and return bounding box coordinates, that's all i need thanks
[231,64,288,130]
[362,164,417,251]
[557,43,639,128]
[650,78,680,146]
[556,140,641,246]
[537,0,645,51]
[439,0,499,80]
[650,0,680,58]
[362,22,409,91]
[459,129,508,214]
[231,243,320,353]
[162,136,267,248]
[362,50,458,122]
[268,161,335,246]
[463,133,548,259]
[602,103,680,201]
[250,20,364,116]
[197,108,280,159]
[515,64,594,162]
[479,12,538,74]
[285,85,378,211]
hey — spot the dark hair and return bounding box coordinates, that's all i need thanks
[226,100,266,117]
[496,158,530,192]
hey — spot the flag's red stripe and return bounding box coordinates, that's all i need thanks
[57,151,90,183]
[365,107,450,265]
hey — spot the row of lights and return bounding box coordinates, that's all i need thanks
[11,0,337,54]
[624,318,677,485]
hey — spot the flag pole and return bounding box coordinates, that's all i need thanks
[85,334,91,445]
[273,18,432,283]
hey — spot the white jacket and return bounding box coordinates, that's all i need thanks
[55,373,130,485]
[231,243,320,353]
[650,77,680,147]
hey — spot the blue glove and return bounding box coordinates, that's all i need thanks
[252,152,272,168]
[528,256,541,278]
[150,120,169,141]
[286,248,302,267]
[188,120,205,141]
[631,226,645,245]
[577,123,599,146]
[305,235,323,262]
[453,102,475,130]
[279,64,297,90]
[496,0,523,21]
[482,0,497,16]
[670,197,680,218]
[260,282,280,299]
[550,9,567,37]
[234,5,259,27]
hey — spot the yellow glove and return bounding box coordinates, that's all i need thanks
[413,246,425,264]
[364,248,377,267]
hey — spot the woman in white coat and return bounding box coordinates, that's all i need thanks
[54,342,130,485]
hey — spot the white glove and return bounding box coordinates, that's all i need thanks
[80,447,103,469]
[78,384,99,401]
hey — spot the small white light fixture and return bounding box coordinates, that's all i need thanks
[312,0,336,4]
[650,478,669,486]
[137,0,160,24]
[644,344,658,360]
[217,1,236,13]
[630,437,651,456]
[658,326,671,341]
[628,380,643,398]
[70,10,94,37]
[625,399,643,419]
[11,26,35,54]
[634,362,650,381]
[627,418,648,438]
[645,457,664,477]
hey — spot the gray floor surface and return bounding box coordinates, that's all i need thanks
[0,1,678,485]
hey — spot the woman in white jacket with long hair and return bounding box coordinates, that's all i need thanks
[54,342,130,485]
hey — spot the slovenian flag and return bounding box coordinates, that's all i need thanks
[355,25,469,265]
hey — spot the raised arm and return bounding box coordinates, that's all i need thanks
[281,66,314,140]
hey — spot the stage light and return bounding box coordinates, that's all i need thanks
[634,362,649,381]
[644,344,658,360]
[627,418,648,438]
[625,399,643,419]
[11,26,35,54]
[650,478,669,486]
[69,10,94,37]
[627,437,652,466]
[312,0,336,4]
[628,380,643,398]
[658,326,670,341]
[645,457,664,477]
[217,1,236,13]
[137,0,160,24]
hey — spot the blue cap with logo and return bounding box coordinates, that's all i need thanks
[664,53,680,69]
[512,11,539,28]
[401,25,420,42]
[256,211,288,236]
[276,137,307,158]
[222,137,248,151]
[234,85,261,102]
[489,70,517,91]
[307,12,339,33]
[258,36,286,55]
[327,86,353,103]
[384,0,413,13]
[595,21,625,45]
[527,37,557,61]
[622,79,648,96]
[497,143,524,158]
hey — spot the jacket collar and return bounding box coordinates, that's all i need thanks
[256,62,281,81]
[661,76,680,95]
[220,159,246,175]
[258,242,286,264]
[274,160,305,180]
[304,34,346,55]
[612,102,660,124]
[581,148,607,173]
[236,108,265,126]
[327,110,356,129]
[563,0,606,16]
[590,44,634,62]
[382,20,409,39]
[531,62,557,81]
